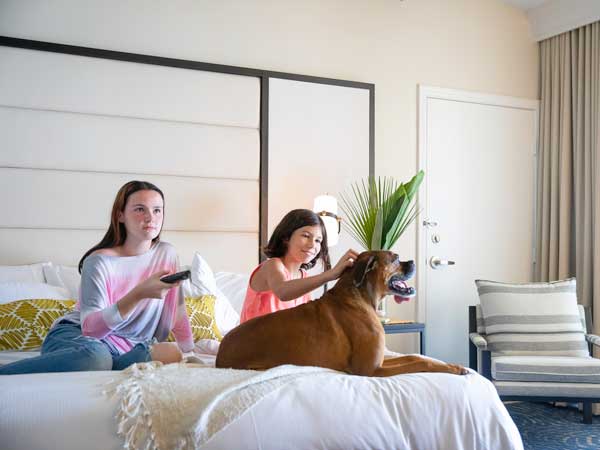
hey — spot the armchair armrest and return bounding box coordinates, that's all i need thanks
[469,332,488,350]
[586,334,600,347]
[468,332,492,379]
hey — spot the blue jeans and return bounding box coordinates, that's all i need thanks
[0,320,152,375]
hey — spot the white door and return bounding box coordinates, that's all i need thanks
[417,86,539,366]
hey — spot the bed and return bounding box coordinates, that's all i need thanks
[1,363,521,450]
[0,36,523,449]
[0,258,523,450]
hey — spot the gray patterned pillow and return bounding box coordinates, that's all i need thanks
[475,278,588,357]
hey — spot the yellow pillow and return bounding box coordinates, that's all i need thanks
[0,298,76,351]
[168,295,222,342]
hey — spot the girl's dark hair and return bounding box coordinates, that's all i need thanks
[78,180,164,273]
[264,209,331,270]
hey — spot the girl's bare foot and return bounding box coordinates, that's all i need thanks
[151,342,183,364]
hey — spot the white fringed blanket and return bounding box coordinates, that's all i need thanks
[104,362,336,450]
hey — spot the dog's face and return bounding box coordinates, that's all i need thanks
[352,251,415,304]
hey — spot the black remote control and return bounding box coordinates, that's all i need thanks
[160,270,191,284]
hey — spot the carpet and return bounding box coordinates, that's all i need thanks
[505,402,600,450]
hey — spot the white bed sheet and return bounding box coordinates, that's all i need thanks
[0,359,522,450]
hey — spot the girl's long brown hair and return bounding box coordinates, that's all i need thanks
[263,209,331,271]
[78,181,164,273]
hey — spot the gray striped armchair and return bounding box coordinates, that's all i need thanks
[468,278,600,424]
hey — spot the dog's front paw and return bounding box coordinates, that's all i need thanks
[448,363,469,375]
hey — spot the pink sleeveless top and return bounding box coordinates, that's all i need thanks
[240,259,312,323]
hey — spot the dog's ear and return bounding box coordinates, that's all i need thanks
[353,255,377,288]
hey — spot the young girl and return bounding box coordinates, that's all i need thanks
[240,209,359,323]
[0,180,193,375]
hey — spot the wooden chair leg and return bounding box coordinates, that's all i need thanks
[583,401,593,424]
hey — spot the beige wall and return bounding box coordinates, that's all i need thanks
[0,0,538,351]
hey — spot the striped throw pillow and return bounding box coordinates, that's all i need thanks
[475,278,589,357]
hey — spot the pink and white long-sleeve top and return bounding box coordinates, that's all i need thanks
[61,241,194,354]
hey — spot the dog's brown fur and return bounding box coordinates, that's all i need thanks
[216,251,467,377]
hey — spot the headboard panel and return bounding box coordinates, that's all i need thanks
[0,43,260,273]
[0,106,259,179]
[268,77,371,269]
[0,45,259,127]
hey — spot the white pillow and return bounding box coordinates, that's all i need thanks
[215,271,250,315]
[183,253,240,336]
[214,292,241,336]
[188,253,219,295]
[0,282,72,304]
[43,264,81,300]
[0,262,50,284]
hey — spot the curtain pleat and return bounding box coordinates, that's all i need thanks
[536,21,600,331]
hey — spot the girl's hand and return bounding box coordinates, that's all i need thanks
[329,249,360,280]
[134,270,181,300]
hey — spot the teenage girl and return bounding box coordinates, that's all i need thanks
[240,209,359,323]
[0,180,193,375]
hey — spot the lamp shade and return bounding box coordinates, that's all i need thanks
[313,194,340,247]
[313,195,338,215]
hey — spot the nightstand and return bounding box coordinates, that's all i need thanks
[383,321,426,355]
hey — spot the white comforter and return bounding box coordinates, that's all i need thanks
[0,357,522,450]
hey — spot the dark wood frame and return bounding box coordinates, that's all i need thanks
[469,305,599,424]
[0,35,375,263]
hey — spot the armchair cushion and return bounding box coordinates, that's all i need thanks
[494,380,600,399]
[475,278,588,357]
[492,355,600,383]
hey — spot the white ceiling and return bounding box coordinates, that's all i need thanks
[500,0,549,11]
[499,0,600,41]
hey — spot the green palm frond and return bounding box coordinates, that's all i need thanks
[340,171,424,251]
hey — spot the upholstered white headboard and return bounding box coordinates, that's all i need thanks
[0,36,373,276]
[0,43,259,273]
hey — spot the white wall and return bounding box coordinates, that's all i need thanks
[0,0,538,352]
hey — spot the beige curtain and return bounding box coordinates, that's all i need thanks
[535,21,600,331]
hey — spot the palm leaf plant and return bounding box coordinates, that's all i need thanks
[339,171,424,251]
